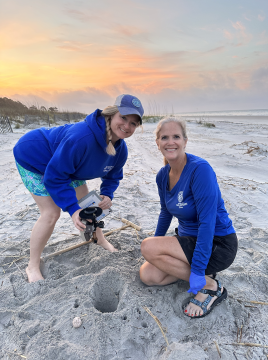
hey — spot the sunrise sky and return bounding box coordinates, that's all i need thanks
[1,0,268,114]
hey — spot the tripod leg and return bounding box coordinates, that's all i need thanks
[93,231,98,244]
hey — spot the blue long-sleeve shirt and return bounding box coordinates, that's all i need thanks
[155,153,235,275]
[13,109,128,216]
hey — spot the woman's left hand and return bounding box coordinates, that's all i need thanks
[188,272,206,295]
[98,195,112,210]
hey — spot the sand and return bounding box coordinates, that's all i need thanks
[0,117,268,359]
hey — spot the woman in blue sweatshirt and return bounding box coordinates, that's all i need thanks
[139,117,237,318]
[13,94,144,283]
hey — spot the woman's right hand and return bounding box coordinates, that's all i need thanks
[71,209,86,232]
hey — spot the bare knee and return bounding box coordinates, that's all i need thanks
[40,209,61,226]
[139,265,155,286]
[140,237,155,260]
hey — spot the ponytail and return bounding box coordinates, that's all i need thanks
[105,118,116,156]
[101,106,118,156]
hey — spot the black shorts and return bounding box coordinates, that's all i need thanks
[175,230,238,275]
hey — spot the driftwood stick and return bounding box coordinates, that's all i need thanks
[103,225,129,236]
[121,218,141,231]
[43,239,94,260]
[42,224,130,260]
[42,218,141,260]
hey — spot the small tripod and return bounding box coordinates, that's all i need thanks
[79,207,104,243]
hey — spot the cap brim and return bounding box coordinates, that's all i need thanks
[118,106,142,124]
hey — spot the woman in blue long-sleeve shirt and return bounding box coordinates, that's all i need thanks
[139,117,237,318]
[14,94,144,283]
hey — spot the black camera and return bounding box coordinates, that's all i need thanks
[79,207,104,242]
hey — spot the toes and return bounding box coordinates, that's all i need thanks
[184,304,203,317]
[187,305,196,317]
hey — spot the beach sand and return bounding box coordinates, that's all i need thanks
[0,118,268,359]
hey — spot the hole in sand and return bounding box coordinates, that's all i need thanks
[92,270,123,313]
[94,290,119,313]
[74,299,79,308]
[141,322,148,328]
[122,315,127,320]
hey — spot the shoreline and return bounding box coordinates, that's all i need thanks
[181,115,268,125]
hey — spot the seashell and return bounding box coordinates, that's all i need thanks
[72,317,82,328]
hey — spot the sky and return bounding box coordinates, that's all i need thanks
[0,0,268,114]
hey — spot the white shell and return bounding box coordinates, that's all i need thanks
[72,317,82,328]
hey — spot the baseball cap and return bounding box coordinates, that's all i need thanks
[114,94,144,124]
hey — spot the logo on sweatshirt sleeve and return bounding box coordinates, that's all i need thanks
[103,166,114,173]
[176,191,188,208]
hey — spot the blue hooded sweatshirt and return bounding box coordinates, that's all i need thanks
[13,109,128,216]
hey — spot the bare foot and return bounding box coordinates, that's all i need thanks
[185,278,223,317]
[95,228,118,252]
[26,265,44,283]
[97,239,118,252]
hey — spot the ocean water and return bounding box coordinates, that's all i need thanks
[176,109,268,117]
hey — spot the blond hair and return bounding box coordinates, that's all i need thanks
[155,117,188,165]
[101,105,119,156]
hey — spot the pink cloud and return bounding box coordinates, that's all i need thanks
[224,30,233,40]
[232,21,246,31]
[230,21,252,44]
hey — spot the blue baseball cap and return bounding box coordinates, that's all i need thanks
[114,94,144,124]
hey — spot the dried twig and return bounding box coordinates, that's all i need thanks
[143,306,169,348]
[214,340,221,358]
[2,256,28,267]
[3,349,27,358]
[239,325,243,343]
[231,342,268,348]
[249,301,268,305]
[230,295,268,306]
[0,255,25,257]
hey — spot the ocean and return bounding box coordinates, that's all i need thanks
[174,109,268,125]
[176,109,268,117]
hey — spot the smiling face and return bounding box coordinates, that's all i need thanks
[110,112,140,142]
[156,122,187,163]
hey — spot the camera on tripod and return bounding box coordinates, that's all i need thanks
[79,206,104,243]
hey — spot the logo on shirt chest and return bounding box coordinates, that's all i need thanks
[103,166,114,173]
[176,191,188,208]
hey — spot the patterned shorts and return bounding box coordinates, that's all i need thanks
[16,161,86,197]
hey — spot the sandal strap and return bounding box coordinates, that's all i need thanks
[190,295,213,313]
[199,280,222,298]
